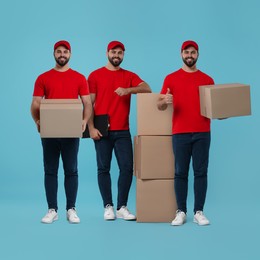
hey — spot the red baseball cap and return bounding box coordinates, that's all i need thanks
[54,40,71,51]
[181,40,199,51]
[107,41,125,51]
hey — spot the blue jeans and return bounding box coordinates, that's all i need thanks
[41,138,79,211]
[94,130,133,209]
[172,132,211,214]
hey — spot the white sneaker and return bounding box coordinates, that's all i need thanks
[104,204,115,220]
[41,209,58,224]
[171,210,186,226]
[194,211,210,225]
[67,208,80,224]
[116,206,136,220]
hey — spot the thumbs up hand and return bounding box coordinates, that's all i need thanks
[165,88,173,104]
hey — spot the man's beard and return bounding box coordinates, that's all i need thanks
[182,57,197,68]
[55,56,70,67]
[108,56,123,67]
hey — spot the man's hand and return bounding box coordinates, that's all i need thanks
[115,87,130,96]
[157,88,173,111]
[164,88,173,104]
[89,128,103,140]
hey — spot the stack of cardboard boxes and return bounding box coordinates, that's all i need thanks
[134,93,177,222]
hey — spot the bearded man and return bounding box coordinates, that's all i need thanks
[31,40,92,224]
[87,41,151,221]
[158,40,214,226]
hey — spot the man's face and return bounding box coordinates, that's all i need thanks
[181,46,199,68]
[107,47,124,67]
[54,46,71,67]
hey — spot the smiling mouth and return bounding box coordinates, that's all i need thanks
[113,58,121,62]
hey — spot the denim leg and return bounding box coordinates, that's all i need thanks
[172,134,192,213]
[94,137,114,207]
[60,138,79,210]
[41,138,60,210]
[113,131,133,209]
[192,132,211,213]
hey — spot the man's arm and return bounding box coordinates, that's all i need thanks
[114,82,151,96]
[30,96,42,132]
[80,95,93,132]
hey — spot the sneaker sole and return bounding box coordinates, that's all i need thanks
[171,220,185,226]
[41,216,58,224]
[104,216,116,221]
[67,219,80,224]
[116,214,136,221]
[193,219,210,226]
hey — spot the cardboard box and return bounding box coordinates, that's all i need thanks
[137,93,173,135]
[134,136,174,179]
[40,99,83,138]
[199,83,251,119]
[136,179,177,222]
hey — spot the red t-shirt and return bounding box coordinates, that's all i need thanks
[88,67,143,130]
[160,69,214,134]
[33,68,89,98]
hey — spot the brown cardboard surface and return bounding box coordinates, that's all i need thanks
[137,93,173,135]
[199,83,251,119]
[133,136,138,177]
[136,179,176,222]
[40,99,83,138]
[134,136,174,179]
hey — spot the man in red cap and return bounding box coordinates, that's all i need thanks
[31,40,92,224]
[158,40,214,226]
[87,40,151,221]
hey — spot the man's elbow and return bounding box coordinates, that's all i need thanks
[144,83,152,93]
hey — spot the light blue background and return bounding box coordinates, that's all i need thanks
[1,0,259,259]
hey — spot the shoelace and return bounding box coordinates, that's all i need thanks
[121,206,130,214]
[196,211,206,219]
[173,211,185,222]
[105,205,113,214]
[68,208,78,217]
[176,213,184,219]
[176,210,185,216]
[45,209,56,219]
